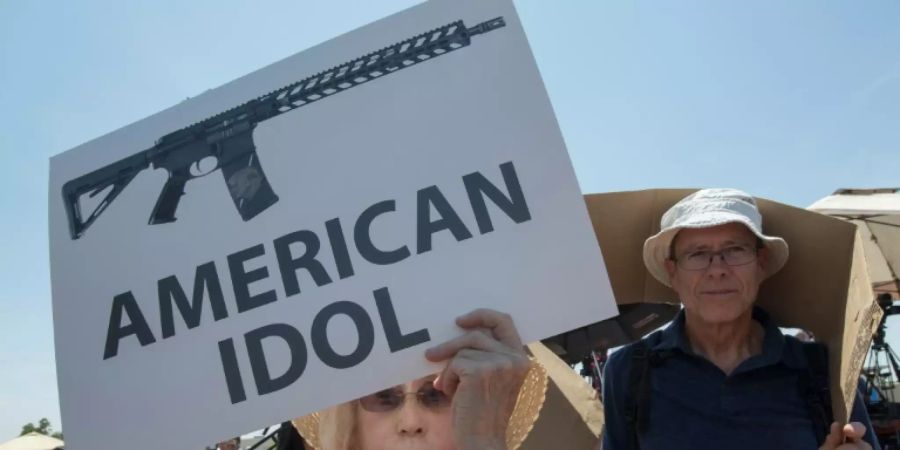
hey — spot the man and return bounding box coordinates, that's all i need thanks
[601,189,878,450]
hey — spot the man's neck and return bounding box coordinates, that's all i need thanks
[683,309,764,375]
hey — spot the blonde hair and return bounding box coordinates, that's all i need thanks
[316,401,360,450]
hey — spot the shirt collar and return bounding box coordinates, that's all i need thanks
[652,305,807,370]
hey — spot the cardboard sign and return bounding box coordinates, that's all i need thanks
[584,189,882,424]
[47,1,617,449]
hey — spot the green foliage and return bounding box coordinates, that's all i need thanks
[19,418,63,439]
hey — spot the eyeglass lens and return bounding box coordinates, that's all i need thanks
[678,245,757,270]
[358,383,451,412]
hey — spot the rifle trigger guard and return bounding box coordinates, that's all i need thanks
[189,155,220,178]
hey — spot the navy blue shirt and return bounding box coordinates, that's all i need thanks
[601,307,880,450]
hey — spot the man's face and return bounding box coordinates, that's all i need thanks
[665,222,768,325]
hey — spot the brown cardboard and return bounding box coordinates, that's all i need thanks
[522,342,603,450]
[584,189,882,424]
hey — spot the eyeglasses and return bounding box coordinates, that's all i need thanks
[672,244,758,271]
[358,384,451,412]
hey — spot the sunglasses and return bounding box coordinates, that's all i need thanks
[358,383,452,412]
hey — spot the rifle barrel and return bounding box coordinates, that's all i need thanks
[157,17,506,148]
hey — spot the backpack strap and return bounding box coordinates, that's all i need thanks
[798,342,833,446]
[624,340,674,450]
[624,341,649,450]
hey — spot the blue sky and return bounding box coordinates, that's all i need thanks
[1,0,899,441]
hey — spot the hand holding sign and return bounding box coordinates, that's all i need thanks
[819,422,873,450]
[426,309,532,450]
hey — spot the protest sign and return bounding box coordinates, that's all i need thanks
[584,189,882,424]
[48,0,617,448]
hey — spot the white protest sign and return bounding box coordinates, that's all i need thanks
[48,0,617,449]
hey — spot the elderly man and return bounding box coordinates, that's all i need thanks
[601,189,879,450]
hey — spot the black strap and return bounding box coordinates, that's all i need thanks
[624,341,673,450]
[624,341,648,450]
[799,342,833,446]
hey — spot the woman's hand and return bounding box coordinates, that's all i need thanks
[425,309,531,450]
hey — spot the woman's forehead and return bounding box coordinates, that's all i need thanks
[395,374,438,389]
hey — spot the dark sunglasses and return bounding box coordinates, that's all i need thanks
[358,383,452,412]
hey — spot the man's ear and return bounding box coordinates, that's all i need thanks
[756,246,769,272]
[665,258,678,285]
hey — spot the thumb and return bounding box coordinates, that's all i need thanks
[842,422,866,442]
[819,422,843,450]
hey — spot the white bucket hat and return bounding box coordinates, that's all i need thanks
[642,188,790,287]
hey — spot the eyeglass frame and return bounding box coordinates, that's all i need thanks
[668,237,764,271]
[357,383,452,413]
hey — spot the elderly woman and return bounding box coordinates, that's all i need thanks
[601,188,878,450]
[294,309,547,450]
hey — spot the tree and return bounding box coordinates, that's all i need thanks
[19,418,63,439]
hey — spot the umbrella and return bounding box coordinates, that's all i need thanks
[0,433,64,450]
[541,302,680,365]
[809,188,900,297]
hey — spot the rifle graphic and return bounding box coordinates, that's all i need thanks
[63,16,506,239]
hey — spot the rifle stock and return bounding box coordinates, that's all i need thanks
[63,152,150,239]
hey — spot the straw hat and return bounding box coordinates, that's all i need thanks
[293,360,548,450]
[642,188,790,287]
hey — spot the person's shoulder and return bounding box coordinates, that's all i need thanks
[782,333,809,347]
[783,334,828,360]
[781,333,806,354]
[606,331,666,371]
[778,333,835,378]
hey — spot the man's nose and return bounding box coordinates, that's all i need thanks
[705,253,730,275]
[396,397,426,436]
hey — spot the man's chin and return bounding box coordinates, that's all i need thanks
[698,290,741,301]
[693,300,751,324]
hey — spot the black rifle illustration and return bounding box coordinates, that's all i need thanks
[63,16,506,239]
